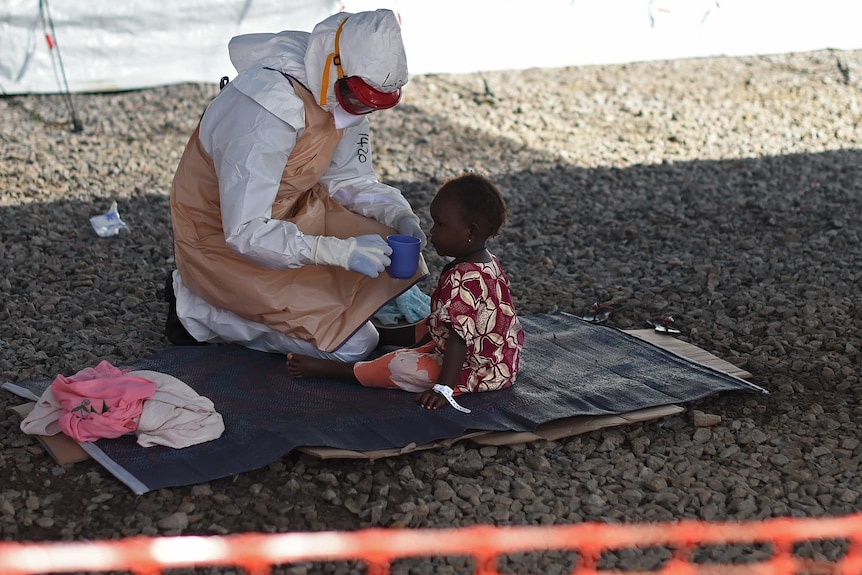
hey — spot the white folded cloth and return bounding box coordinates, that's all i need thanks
[21,368,224,449]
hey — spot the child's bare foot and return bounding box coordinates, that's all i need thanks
[286,353,356,380]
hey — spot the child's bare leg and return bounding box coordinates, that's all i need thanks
[287,353,358,382]
[377,324,418,348]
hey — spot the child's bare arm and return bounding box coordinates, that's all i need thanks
[417,326,467,410]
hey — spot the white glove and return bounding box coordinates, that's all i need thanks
[396,216,427,248]
[313,235,392,278]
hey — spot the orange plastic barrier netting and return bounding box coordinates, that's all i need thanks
[1,514,862,575]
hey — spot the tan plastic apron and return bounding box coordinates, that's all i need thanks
[170,78,425,352]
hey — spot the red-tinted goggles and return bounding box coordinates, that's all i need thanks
[335,76,402,116]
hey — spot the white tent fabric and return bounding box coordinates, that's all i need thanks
[0,0,338,94]
[396,0,862,75]
[2,0,862,95]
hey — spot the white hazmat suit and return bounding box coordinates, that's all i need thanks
[169,10,427,361]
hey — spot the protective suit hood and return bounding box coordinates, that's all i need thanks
[305,10,408,112]
[228,30,310,86]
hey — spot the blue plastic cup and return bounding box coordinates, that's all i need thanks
[386,234,421,279]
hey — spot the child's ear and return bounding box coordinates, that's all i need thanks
[468,221,487,241]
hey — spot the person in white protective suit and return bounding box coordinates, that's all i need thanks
[166,9,428,362]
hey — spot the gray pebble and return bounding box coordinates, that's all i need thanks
[2,49,862,573]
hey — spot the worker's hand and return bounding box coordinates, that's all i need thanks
[313,235,392,278]
[396,216,427,248]
[346,235,392,277]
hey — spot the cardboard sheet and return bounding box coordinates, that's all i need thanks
[7,403,90,465]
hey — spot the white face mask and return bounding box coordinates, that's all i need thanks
[332,103,366,129]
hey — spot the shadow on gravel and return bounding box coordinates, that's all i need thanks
[1,150,860,397]
[394,148,862,393]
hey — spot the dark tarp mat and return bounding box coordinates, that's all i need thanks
[2,312,765,494]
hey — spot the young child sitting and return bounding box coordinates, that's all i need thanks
[287,173,524,411]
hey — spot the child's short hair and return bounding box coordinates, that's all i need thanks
[436,173,508,237]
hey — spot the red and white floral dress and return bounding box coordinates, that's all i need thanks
[353,255,524,395]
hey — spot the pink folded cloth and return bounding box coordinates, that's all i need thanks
[50,360,156,442]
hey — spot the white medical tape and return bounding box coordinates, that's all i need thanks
[432,384,471,414]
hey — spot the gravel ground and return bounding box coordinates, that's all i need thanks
[1,49,862,573]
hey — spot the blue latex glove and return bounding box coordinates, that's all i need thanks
[396,286,431,323]
[373,285,431,326]
[373,301,402,326]
[396,216,427,248]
